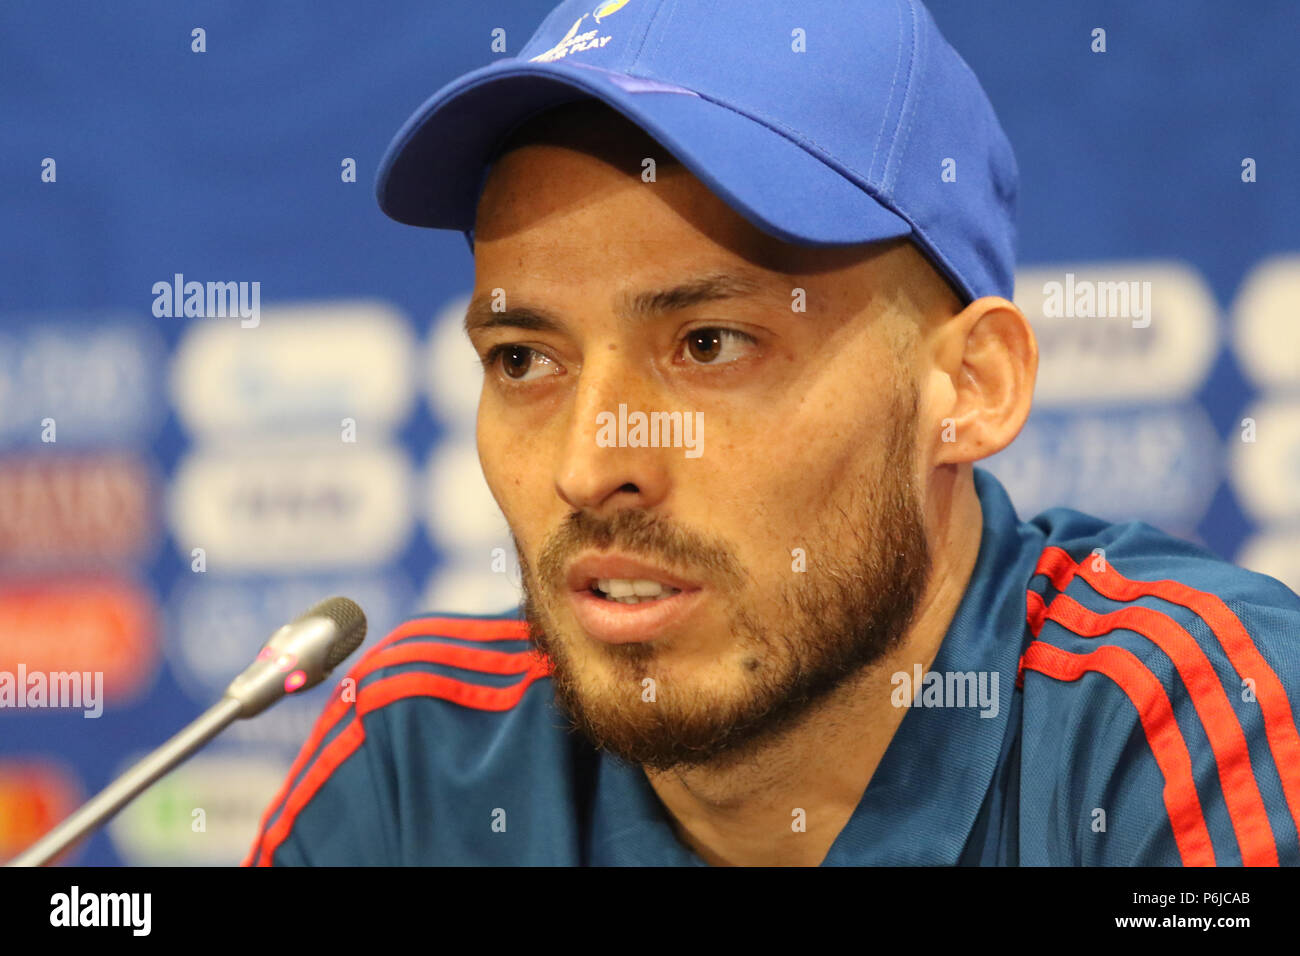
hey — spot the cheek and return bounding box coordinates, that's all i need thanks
[807,371,904,471]
[705,395,899,574]
[476,399,553,538]
[743,395,891,502]
[476,401,518,520]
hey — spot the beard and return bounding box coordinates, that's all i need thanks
[517,381,931,773]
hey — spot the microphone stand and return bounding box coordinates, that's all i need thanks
[7,697,244,867]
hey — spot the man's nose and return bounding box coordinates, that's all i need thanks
[553,353,672,515]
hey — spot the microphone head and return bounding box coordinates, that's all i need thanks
[299,596,367,672]
[223,596,368,718]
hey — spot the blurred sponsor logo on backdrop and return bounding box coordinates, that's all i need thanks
[1,299,438,863]
[1229,256,1300,592]
[984,262,1222,540]
[0,759,84,865]
[107,752,291,865]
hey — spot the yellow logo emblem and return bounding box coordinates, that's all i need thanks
[529,1,633,62]
[593,0,631,21]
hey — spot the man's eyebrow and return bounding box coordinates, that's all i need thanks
[619,271,767,319]
[463,271,768,336]
[463,301,561,336]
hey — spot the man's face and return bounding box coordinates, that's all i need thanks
[466,121,941,772]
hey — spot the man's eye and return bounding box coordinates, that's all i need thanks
[679,327,756,365]
[486,345,559,382]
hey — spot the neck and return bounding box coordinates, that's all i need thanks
[644,466,983,866]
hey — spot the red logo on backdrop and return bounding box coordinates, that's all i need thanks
[0,455,155,563]
[0,760,81,864]
[0,579,160,702]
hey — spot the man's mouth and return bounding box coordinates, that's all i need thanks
[564,555,704,643]
[590,578,684,604]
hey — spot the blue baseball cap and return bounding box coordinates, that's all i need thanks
[376,0,1018,304]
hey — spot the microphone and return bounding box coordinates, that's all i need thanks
[222,594,367,717]
[6,596,367,867]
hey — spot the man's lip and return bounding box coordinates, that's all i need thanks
[568,588,703,644]
[564,553,703,593]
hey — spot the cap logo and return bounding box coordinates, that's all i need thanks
[593,0,631,20]
[529,0,633,62]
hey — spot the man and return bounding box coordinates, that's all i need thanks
[245,0,1300,866]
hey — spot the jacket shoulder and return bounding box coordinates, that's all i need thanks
[243,611,560,866]
[347,611,551,712]
[1015,517,1300,865]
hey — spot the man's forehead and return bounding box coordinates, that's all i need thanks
[470,101,821,272]
[473,142,710,249]
[474,149,894,286]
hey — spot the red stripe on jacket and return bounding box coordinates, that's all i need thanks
[1037,546,1300,843]
[1033,589,1277,865]
[1019,639,1217,866]
[241,618,545,866]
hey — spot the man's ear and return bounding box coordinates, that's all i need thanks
[925,296,1037,465]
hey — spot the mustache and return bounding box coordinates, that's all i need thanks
[528,508,746,593]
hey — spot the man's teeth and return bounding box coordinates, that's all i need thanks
[595,578,682,603]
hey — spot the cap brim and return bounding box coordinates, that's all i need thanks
[376,58,912,249]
